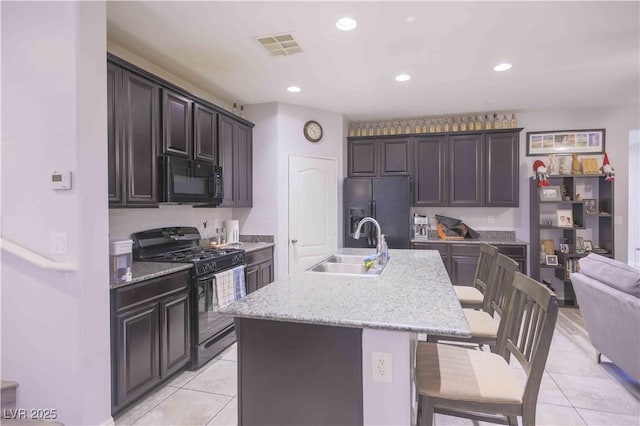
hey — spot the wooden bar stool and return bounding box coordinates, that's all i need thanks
[453,243,498,309]
[429,253,519,353]
[416,271,559,426]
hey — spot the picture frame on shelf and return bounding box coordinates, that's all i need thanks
[545,255,559,266]
[582,158,600,174]
[559,243,569,253]
[556,209,573,227]
[583,240,594,252]
[526,129,606,156]
[539,186,563,202]
[583,198,597,215]
[576,236,585,254]
[541,239,555,255]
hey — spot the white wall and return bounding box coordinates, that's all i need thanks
[1,2,111,424]
[629,130,640,268]
[240,102,345,278]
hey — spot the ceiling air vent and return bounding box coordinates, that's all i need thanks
[255,33,303,56]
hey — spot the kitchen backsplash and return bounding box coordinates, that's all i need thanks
[109,205,234,240]
[411,207,520,231]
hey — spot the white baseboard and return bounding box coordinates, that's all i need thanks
[99,416,114,426]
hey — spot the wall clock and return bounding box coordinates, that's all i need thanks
[303,120,323,143]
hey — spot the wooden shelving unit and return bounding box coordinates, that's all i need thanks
[530,174,615,306]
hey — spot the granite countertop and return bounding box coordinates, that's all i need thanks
[235,241,275,253]
[110,262,192,289]
[219,248,471,337]
[412,230,528,246]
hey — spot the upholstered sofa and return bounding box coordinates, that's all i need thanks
[570,254,640,382]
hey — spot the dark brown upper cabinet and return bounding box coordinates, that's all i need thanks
[107,62,122,204]
[219,115,253,207]
[485,131,519,206]
[347,137,411,177]
[449,134,483,206]
[414,135,447,206]
[162,89,192,158]
[108,64,160,208]
[348,128,521,207]
[193,103,218,164]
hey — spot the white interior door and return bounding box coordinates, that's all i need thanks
[289,156,337,275]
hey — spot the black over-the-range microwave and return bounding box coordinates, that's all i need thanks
[160,155,223,205]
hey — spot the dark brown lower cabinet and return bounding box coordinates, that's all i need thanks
[411,242,527,286]
[111,270,191,415]
[246,247,274,294]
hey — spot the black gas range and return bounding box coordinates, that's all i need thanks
[132,226,246,369]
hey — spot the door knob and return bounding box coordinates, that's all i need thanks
[291,239,298,243]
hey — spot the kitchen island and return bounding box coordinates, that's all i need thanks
[219,248,470,426]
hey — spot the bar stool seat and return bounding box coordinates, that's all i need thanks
[453,286,484,308]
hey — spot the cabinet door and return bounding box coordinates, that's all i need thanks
[115,302,160,408]
[258,259,274,289]
[193,103,218,164]
[122,70,160,205]
[414,136,447,206]
[380,138,410,176]
[218,115,235,207]
[162,89,192,158]
[107,63,123,204]
[485,132,519,206]
[235,123,253,207]
[450,244,481,286]
[246,265,259,294]
[160,291,191,378]
[449,134,483,206]
[348,139,377,176]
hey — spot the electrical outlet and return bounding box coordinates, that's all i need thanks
[372,351,392,383]
[488,216,494,224]
[615,216,623,225]
[51,233,68,254]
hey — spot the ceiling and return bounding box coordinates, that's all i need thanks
[107,1,640,122]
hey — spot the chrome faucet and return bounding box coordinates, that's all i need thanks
[353,217,383,258]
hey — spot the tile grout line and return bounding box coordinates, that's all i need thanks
[205,396,235,426]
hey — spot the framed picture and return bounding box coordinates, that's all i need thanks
[559,243,569,253]
[541,239,555,255]
[526,129,606,156]
[583,198,597,215]
[556,209,573,227]
[545,255,558,266]
[576,236,585,254]
[539,186,563,202]
[583,240,594,252]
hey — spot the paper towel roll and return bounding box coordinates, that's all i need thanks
[225,220,239,244]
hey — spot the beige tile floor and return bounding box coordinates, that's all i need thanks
[114,308,640,425]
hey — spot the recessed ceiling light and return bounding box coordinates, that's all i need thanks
[494,63,512,72]
[287,86,301,93]
[395,74,411,82]
[336,17,357,31]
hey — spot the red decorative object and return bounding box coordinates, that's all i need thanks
[600,153,615,181]
[532,159,550,187]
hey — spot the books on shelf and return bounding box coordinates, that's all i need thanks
[565,258,580,279]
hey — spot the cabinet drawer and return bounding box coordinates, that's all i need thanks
[495,244,527,258]
[450,244,480,257]
[246,247,273,266]
[412,242,449,258]
[115,270,190,312]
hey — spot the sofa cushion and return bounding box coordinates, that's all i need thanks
[579,254,640,298]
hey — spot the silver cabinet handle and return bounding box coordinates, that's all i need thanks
[291,239,298,243]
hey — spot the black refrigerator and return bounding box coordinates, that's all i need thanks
[344,176,411,249]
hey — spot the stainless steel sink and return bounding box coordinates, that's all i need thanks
[323,254,370,264]
[305,254,386,276]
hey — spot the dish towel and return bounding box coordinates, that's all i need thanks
[214,269,235,308]
[232,265,246,300]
